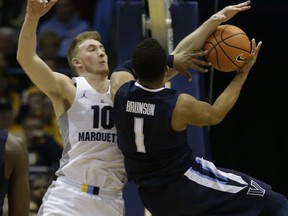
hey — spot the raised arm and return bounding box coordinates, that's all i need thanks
[17,0,74,117]
[111,1,252,101]
[17,0,59,93]
[173,1,251,53]
[170,1,252,79]
[172,38,262,131]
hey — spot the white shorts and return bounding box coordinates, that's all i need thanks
[37,177,125,216]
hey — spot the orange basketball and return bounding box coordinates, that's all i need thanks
[204,25,251,72]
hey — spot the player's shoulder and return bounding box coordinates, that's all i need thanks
[173,93,199,114]
[5,133,26,160]
[176,93,197,104]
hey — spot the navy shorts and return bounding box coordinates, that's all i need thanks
[138,157,288,216]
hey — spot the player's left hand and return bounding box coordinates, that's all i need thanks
[237,38,262,74]
[173,50,210,81]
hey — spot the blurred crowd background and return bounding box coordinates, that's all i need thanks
[0,0,107,214]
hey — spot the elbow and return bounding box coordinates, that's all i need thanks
[212,117,225,125]
[16,44,33,66]
[17,50,35,68]
[209,112,227,125]
[16,49,25,66]
[16,43,23,63]
[16,51,21,64]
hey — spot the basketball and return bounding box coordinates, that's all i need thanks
[204,25,251,72]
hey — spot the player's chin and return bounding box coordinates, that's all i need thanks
[96,68,110,76]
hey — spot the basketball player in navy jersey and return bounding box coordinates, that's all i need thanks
[112,39,288,216]
[111,2,288,216]
[0,129,30,216]
[17,0,211,215]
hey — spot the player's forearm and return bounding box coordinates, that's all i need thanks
[174,1,252,53]
[173,14,222,54]
[212,72,248,119]
[17,14,39,65]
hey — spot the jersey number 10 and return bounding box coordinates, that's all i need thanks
[92,105,114,130]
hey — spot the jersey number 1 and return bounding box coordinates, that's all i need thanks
[134,117,146,153]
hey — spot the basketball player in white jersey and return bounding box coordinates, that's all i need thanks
[17,0,126,215]
[17,0,211,215]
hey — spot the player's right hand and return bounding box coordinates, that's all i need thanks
[27,0,58,19]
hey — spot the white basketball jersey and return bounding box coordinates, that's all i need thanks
[56,77,126,191]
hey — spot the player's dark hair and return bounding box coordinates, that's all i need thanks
[132,38,167,83]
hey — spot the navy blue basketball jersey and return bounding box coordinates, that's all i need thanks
[113,81,194,186]
[0,129,8,216]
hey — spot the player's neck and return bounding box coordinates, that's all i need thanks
[84,75,109,94]
[137,80,163,89]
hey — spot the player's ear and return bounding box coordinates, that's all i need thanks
[71,58,81,67]
[163,67,168,81]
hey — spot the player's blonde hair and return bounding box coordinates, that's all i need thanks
[67,31,101,74]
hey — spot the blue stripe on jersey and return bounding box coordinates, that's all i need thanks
[185,157,249,194]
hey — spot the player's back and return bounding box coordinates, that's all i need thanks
[113,81,194,186]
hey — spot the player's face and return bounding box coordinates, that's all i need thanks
[76,39,109,75]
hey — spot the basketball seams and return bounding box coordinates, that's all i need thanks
[205,32,221,56]
[217,44,241,71]
[205,32,248,58]
[204,24,250,72]
[220,34,250,52]
[206,33,229,71]
[217,35,250,71]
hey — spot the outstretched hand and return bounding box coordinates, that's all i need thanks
[238,38,262,74]
[213,1,251,23]
[27,0,58,19]
[173,50,211,82]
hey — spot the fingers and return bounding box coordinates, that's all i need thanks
[189,51,211,72]
[235,0,251,8]
[251,38,262,61]
[189,50,207,57]
[218,1,251,23]
[193,66,209,73]
[30,0,57,6]
[192,58,211,67]
[232,0,251,10]
[31,0,48,3]
[244,38,262,65]
[185,71,192,82]
[174,50,211,74]
[47,0,58,7]
[250,39,262,55]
